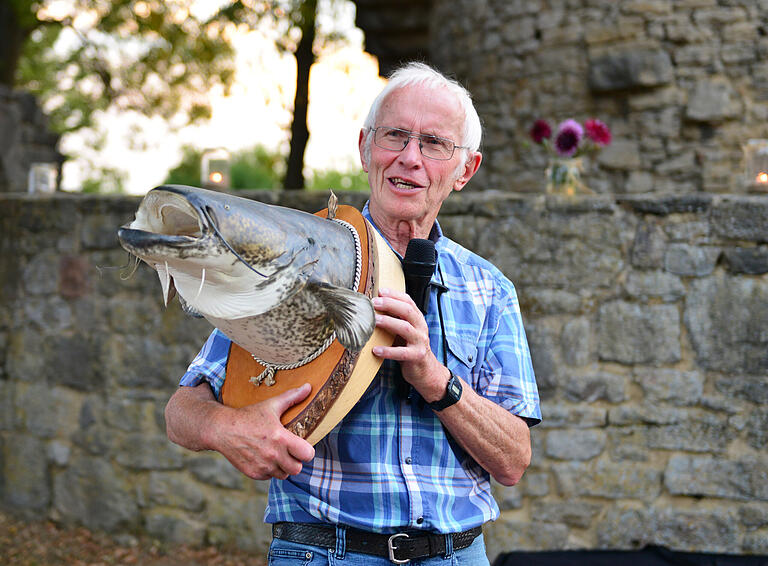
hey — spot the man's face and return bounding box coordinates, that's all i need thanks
[359,85,480,235]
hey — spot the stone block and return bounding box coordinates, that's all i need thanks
[625,171,654,193]
[653,508,738,554]
[520,289,584,316]
[115,434,184,470]
[545,429,606,460]
[722,247,768,275]
[205,494,271,552]
[532,501,603,528]
[485,518,569,556]
[1,434,50,510]
[715,373,768,405]
[562,372,627,403]
[145,509,207,545]
[596,505,653,548]
[493,482,523,511]
[686,78,742,121]
[105,397,161,433]
[538,404,607,428]
[553,461,663,499]
[608,404,683,426]
[588,47,674,91]
[664,454,768,501]
[16,383,83,438]
[597,139,642,170]
[739,504,768,529]
[148,471,206,512]
[746,407,768,450]
[597,301,681,364]
[53,454,140,531]
[664,244,719,276]
[647,416,732,453]
[630,220,667,268]
[636,368,704,406]
[608,427,649,461]
[22,250,60,295]
[560,317,592,366]
[684,274,768,374]
[625,270,685,302]
[711,198,768,242]
[189,455,248,490]
[517,470,550,499]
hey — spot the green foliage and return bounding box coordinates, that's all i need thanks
[164,145,284,190]
[164,144,368,192]
[13,0,240,135]
[164,145,204,187]
[230,146,283,189]
[306,168,369,192]
[80,167,127,194]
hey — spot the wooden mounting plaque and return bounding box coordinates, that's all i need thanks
[220,205,404,445]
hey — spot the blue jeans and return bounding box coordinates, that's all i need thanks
[267,530,491,565]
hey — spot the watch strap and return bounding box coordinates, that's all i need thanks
[428,371,462,411]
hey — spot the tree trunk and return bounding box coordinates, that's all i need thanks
[283,0,317,190]
[0,1,31,86]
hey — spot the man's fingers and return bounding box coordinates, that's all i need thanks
[271,383,313,416]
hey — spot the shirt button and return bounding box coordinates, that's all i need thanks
[416,517,424,524]
[405,457,412,465]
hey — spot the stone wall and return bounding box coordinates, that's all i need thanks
[0,86,63,193]
[430,0,768,195]
[1,190,766,562]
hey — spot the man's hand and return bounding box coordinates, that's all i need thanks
[165,383,315,481]
[371,287,448,402]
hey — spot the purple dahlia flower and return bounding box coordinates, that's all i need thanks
[554,119,584,157]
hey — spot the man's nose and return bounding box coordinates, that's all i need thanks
[398,136,423,165]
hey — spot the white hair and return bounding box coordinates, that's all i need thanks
[361,62,482,166]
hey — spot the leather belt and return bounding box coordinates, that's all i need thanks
[272,522,482,564]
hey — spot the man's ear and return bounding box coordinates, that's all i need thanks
[453,151,483,192]
[358,129,369,173]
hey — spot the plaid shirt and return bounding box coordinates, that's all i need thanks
[180,203,540,534]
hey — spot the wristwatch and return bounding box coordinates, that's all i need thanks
[428,371,463,411]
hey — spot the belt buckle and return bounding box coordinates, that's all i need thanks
[387,532,410,564]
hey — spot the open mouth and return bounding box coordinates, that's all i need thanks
[389,177,423,191]
[142,191,206,239]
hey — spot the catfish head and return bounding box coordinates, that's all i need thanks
[116,185,364,333]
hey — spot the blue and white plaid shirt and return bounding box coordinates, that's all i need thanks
[180,203,541,534]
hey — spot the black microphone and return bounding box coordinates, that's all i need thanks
[402,238,436,314]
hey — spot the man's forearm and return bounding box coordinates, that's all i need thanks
[435,379,531,487]
[165,383,222,451]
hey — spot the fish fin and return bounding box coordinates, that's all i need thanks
[178,295,204,318]
[311,283,375,352]
[327,190,338,220]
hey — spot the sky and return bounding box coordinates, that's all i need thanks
[58,1,386,195]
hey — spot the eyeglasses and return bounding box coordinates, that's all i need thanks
[371,126,469,160]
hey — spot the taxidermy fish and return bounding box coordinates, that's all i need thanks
[117,185,375,377]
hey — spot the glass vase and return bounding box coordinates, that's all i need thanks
[545,157,587,195]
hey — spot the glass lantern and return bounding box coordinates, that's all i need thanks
[201,148,231,191]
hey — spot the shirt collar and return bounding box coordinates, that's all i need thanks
[361,200,443,259]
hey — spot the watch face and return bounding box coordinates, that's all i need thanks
[448,380,462,398]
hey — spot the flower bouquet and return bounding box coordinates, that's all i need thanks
[529,118,611,195]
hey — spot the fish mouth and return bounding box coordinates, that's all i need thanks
[117,188,213,253]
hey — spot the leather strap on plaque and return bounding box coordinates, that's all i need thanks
[221,205,403,445]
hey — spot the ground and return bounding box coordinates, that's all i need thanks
[0,511,267,566]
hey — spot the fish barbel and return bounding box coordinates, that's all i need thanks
[117,185,375,366]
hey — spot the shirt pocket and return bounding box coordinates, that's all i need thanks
[444,330,478,375]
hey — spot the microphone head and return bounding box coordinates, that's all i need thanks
[403,238,436,268]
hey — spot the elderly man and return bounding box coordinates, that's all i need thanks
[165,62,540,565]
